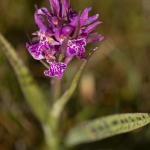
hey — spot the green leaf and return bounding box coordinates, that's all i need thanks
[0,33,49,123]
[65,113,150,147]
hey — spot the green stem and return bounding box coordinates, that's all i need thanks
[40,60,49,69]
[52,77,62,101]
[46,48,98,150]
[43,115,61,150]
[51,47,98,122]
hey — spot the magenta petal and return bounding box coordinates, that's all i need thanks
[35,8,53,25]
[55,28,61,41]
[61,0,69,17]
[66,38,86,57]
[74,38,86,47]
[66,46,76,56]
[61,25,74,37]
[26,43,45,60]
[49,0,60,15]
[50,41,60,46]
[80,7,92,26]
[41,7,51,16]
[70,15,79,27]
[85,21,102,34]
[68,8,78,21]
[87,36,104,43]
[34,10,47,31]
[44,62,67,78]
[86,14,99,25]
[61,0,69,11]
[53,0,60,8]
[77,52,86,60]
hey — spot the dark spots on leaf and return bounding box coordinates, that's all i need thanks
[98,126,104,131]
[128,116,134,122]
[148,113,150,117]
[124,127,127,130]
[136,117,141,121]
[143,115,145,119]
[91,128,99,137]
[91,128,97,133]
[112,120,118,125]
[121,120,125,124]
[104,123,109,128]
[136,117,139,120]
[124,119,128,123]
[133,123,136,127]
[120,127,123,131]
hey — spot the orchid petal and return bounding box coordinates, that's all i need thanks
[40,7,51,16]
[26,42,45,60]
[61,0,69,17]
[77,52,86,59]
[85,21,102,34]
[34,11,47,31]
[80,7,92,26]
[44,62,67,78]
[66,38,86,57]
[61,0,69,11]
[49,0,60,16]
[87,36,104,43]
[55,28,61,41]
[66,46,76,56]
[70,15,79,27]
[86,14,99,25]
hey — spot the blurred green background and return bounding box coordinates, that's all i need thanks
[1,0,150,149]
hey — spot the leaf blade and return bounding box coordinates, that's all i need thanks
[65,113,150,147]
[0,33,49,123]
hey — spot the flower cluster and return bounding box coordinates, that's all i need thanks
[26,0,104,78]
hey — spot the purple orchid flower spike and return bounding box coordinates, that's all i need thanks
[26,0,104,78]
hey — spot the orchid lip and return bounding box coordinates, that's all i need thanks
[44,62,67,78]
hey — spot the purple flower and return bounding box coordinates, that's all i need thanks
[26,0,104,78]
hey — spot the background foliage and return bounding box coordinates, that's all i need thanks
[1,0,150,149]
